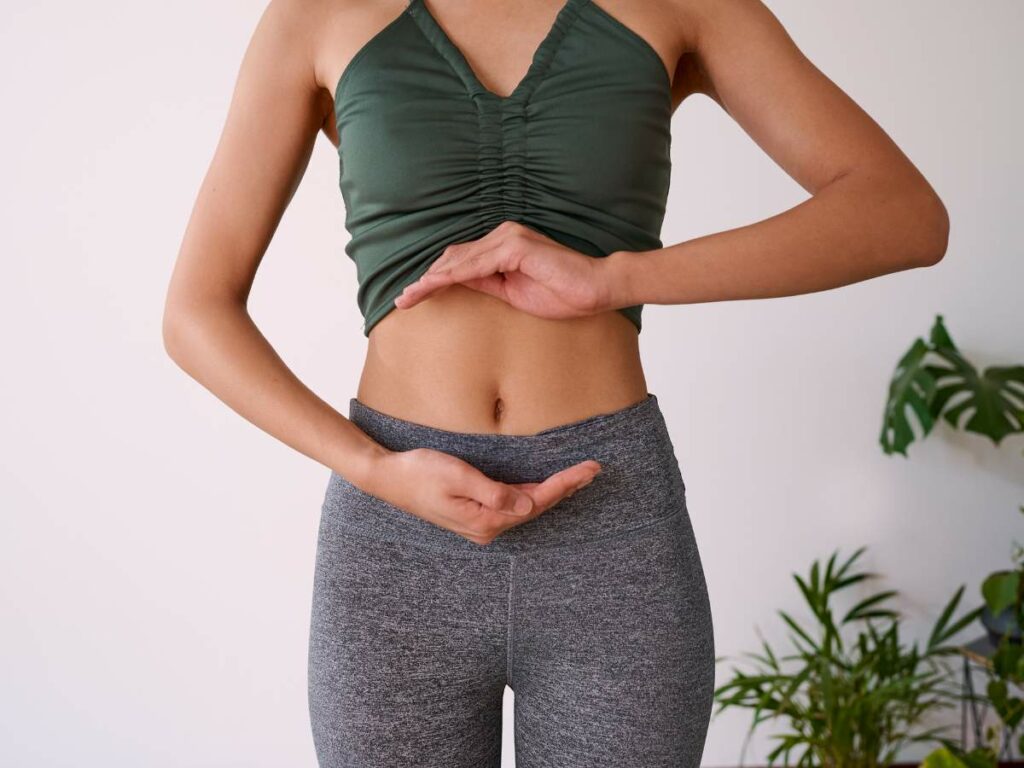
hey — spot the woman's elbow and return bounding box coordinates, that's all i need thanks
[904,185,950,268]
[162,298,193,366]
[161,289,211,367]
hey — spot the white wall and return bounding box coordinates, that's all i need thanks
[2,1,1021,765]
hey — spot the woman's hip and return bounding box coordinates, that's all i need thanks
[318,391,691,555]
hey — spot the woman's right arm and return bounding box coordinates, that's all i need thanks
[162,0,385,486]
[162,0,598,544]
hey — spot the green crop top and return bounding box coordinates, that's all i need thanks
[334,0,673,336]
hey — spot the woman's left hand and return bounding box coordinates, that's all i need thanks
[393,220,620,320]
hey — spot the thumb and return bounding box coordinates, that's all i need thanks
[461,469,534,517]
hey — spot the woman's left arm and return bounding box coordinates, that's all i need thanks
[606,0,949,308]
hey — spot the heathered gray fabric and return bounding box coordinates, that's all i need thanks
[308,392,715,767]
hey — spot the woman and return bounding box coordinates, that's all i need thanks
[163,0,948,764]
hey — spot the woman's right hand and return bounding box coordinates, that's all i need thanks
[359,447,602,546]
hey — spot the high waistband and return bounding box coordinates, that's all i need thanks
[320,392,687,555]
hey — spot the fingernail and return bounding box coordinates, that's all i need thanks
[513,495,533,515]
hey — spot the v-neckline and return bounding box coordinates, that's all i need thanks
[408,0,588,103]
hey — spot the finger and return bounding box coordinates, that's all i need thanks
[422,242,468,278]
[427,220,532,276]
[460,460,600,541]
[406,233,500,303]
[484,463,599,534]
[398,242,517,309]
[479,490,551,534]
[395,252,497,309]
[461,273,512,302]
[393,269,458,308]
[438,241,520,288]
[444,497,502,537]
[424,238,481,276]
[447,497,539,545]
[458,467,535,516]
[528,460,602,512]
[512,481,542,492]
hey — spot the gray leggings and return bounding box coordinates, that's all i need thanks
[308,392,715,767]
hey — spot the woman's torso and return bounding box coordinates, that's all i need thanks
[317,0,695,434]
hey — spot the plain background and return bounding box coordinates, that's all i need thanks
[3,0,1022,765]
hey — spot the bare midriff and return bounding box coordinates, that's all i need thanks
[355,284,649,436]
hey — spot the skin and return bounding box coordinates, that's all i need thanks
[163,0,949,546]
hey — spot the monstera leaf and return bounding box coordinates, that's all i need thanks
[880,336,937,455]
[880,315,1024,455]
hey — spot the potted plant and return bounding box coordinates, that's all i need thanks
[979,506,1024,646]
[881,315,1024,759]
[925,505,1024,762]
[712,546,982,767]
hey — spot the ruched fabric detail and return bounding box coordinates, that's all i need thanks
[334,0,673,336]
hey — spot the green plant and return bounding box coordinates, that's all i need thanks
[880,314,1024,456]
[712,546,983,768]
[971,504,1024,755]
[980,506,1024,623]
[919,744,998,768]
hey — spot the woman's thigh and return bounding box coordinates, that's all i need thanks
[510,509,716,768]
[308,525,509,768]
